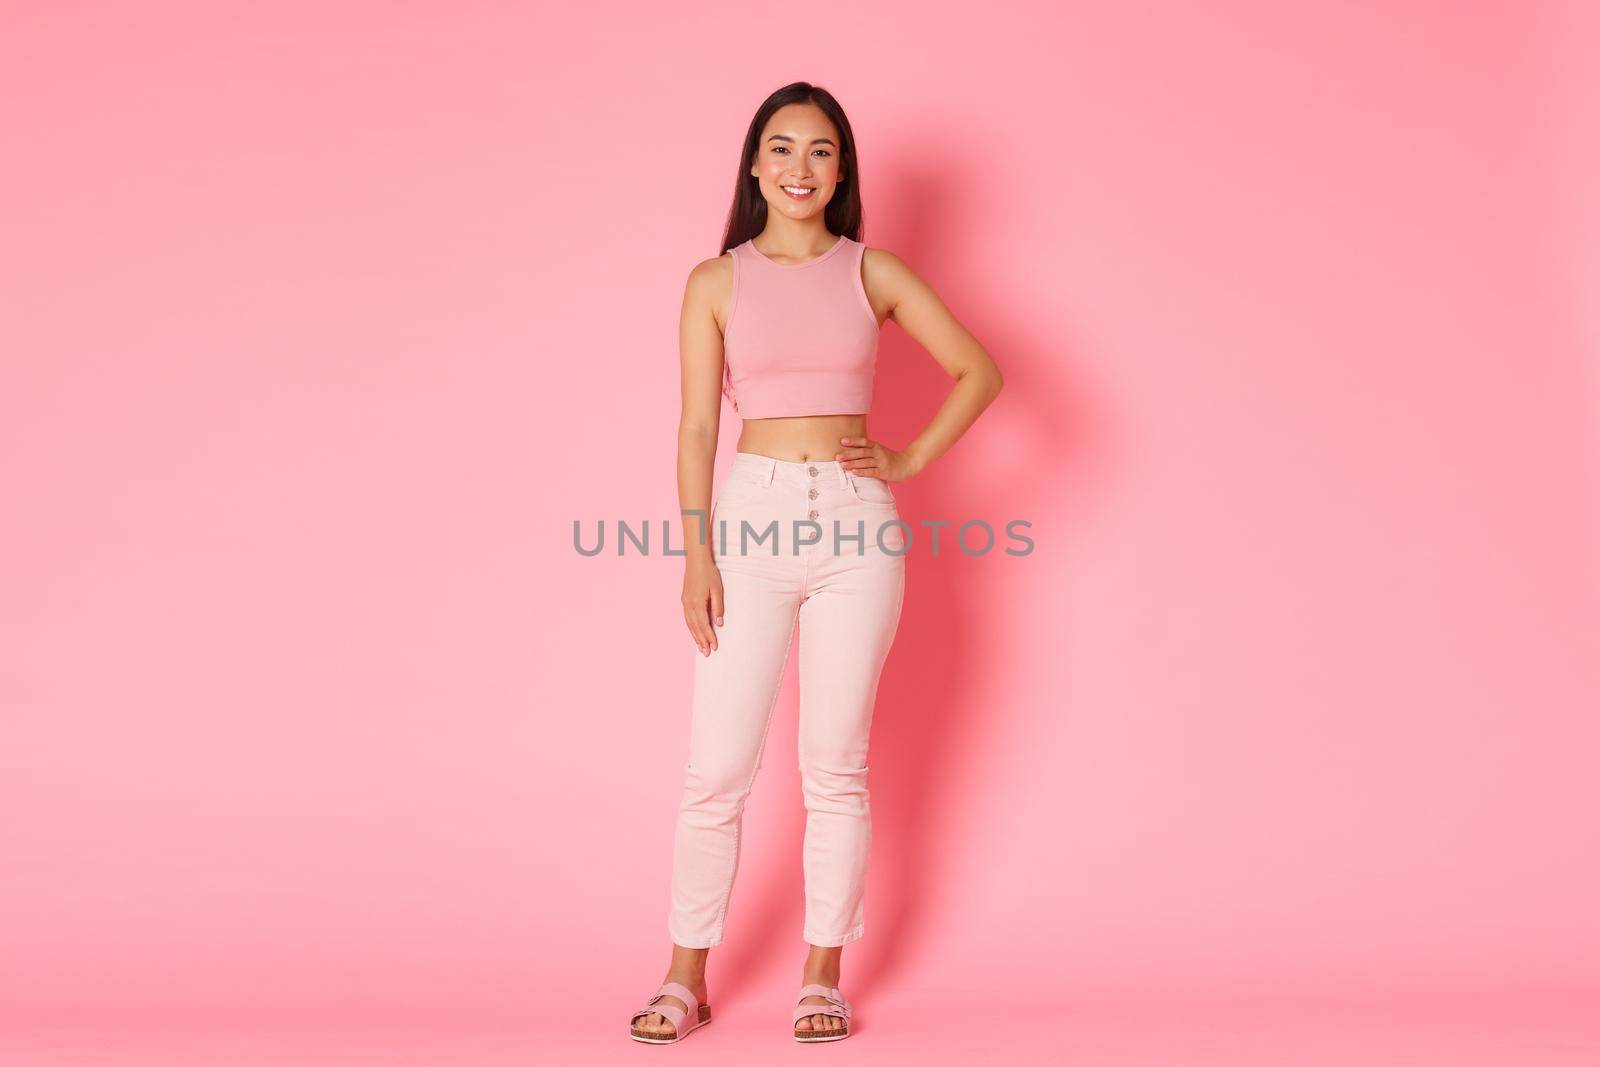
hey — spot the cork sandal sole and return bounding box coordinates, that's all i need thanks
[631,1003,711,1043]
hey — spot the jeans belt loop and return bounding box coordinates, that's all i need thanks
[764,456,777,487]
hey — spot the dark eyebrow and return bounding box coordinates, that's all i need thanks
[766,134,837,148]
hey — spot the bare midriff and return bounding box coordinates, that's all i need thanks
[735,413,870,463]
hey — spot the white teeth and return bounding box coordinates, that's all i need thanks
[784,186,813,194]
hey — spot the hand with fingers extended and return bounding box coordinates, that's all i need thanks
[834,435,922,482]
[681,555,725,657]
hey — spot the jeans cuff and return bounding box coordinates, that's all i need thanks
[803,924,864,948]
[668,923,724,949]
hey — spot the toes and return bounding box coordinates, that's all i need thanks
[797,1010,843,1031]
[643,996,686,1037]
[796,998,847,1035]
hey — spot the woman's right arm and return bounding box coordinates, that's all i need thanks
[677,255,730,656]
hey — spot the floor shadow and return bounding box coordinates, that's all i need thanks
[837,153,1106,1004]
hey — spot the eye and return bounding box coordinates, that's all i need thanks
[814,150,832,158]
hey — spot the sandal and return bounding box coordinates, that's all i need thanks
[792,983,852,1042]
[629,980,712,1044]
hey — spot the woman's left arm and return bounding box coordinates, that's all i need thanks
[835,247,1004,481]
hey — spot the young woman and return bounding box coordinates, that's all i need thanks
[628,82,1003,1045]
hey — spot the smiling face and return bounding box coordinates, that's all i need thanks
[751,102,844,219]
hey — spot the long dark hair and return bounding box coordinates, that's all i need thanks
[721,82,864,254]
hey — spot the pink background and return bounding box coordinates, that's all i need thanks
[4,2,1597,1064]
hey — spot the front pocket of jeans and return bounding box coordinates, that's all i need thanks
[715,475,767,508]
[850,477,896,505]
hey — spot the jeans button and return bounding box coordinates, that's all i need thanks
[808,487,818,499]
[808,508,819,520]
[807,465,818,477]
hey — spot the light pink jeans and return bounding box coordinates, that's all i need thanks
[668,452,908,948]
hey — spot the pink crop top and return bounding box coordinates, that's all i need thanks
[721,234,880,418]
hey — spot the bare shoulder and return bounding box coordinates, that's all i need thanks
[860,243,909,269]
[682,250,736,328]
[684,249,733,294]
[682,250,732,302]
[860,244,920,310]
[861,244,920,284]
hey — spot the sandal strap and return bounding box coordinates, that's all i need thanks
[656,981,699,1017]
[794,1002,849,1024]
[631,981,699,1030]
[794,984,851,1021]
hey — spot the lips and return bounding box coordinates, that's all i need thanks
[782,185,815,200]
